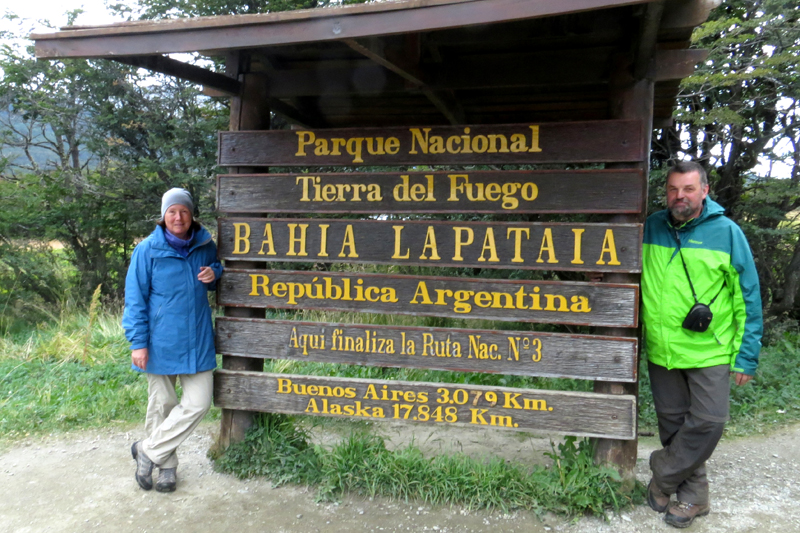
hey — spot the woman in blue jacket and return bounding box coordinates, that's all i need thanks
[123,188,223,492]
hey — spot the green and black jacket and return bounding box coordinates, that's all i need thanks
[641,197,762,375]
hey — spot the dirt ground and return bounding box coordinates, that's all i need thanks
[1,421,799,533]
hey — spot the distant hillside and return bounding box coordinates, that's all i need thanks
[0,107,92,171]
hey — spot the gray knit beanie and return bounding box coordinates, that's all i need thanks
[161,188,194,218]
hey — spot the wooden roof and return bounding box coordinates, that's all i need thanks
[32,0,717,128]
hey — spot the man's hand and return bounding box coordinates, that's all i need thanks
[198,266,216,284]
[733,372,753,386]
[132,347,148,370]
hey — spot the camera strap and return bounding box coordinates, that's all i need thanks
[677,247,726,306]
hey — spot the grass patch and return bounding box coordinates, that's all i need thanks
[0,303,219,442]
[0,359,146,439]
[212,414,637,517]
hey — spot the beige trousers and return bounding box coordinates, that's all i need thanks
[142,370,213,468]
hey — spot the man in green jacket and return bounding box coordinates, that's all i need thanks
[641,161,762,528]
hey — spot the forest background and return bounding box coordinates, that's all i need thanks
[0,0,799,511]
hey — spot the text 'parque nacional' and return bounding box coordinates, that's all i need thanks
[217,120,645,166]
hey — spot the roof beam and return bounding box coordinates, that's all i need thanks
[633,0,665,80]
[654,48,708,81]
[267,97,325,129]
[261,47,614,99]
[343,38,465,125]
[33,0,654,59]
[660,0,720,31]
[114,55,241,96]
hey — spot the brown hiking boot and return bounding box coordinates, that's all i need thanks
[131,441,154,491]
[647,479,670,513]
[155,468,177,493]
[665,501,710,528]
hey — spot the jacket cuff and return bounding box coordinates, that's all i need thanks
[130,342,148,350]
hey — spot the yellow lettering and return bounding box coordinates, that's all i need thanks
[286,224,309,257]
[510,133,527,152]
[571,228,585,264]
[596,229,621,265]
[318,224,329,257]
[409,128,430,154]
[410,282,433,305]
[249,274,270,296]
[478,228,499,262]
[295,131,315,156]
[507,227,530,263]
[420,226,441,260]
[232,223,250,254]
[453,227,474,261]
[392,226,410,259]
[338,225,359,258]
[258,223,276,255]
[528,125,542,152]
[536,228,558,264]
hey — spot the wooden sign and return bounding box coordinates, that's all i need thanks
[218,120,644,166]
[218,270,639,327]
[218,218,642,273]
[216,318,638,382]
[216,169,645,214]
[214,370,637,440]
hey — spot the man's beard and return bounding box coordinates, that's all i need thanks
[669,201,696,221]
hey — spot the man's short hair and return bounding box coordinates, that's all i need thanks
[667,161,708,187]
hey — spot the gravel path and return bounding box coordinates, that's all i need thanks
[1,422,798,532]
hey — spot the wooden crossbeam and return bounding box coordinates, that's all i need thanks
[344,38,465,125]
[114,55,241,96]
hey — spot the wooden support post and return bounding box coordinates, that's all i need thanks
[217,52,271,449]
[592,63,654,485]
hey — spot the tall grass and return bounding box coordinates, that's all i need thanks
[0,301,146,441]
[212,414,636,517]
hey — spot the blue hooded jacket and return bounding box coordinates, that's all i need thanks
[123,224,223,375]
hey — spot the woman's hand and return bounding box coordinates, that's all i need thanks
[132,348,149,370]
[198,266,216,284]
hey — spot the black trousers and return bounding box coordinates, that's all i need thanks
[648,362,730,505]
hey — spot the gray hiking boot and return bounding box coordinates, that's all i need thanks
[156,468,177,493]
[131,441,154,491]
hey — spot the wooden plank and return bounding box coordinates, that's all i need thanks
[114,55,241,96]
[217,219,643,273]
[215,318,638,382]
[218,270,639,327]
[654,49,709,81]
[33,0,653,59]
[217,169,645,214]
[217,120,645,166]
[213,370,638,440]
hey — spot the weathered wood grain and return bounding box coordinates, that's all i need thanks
[218,218,642,273]
[213,370,637,439]
[217,120,644,166]
[217,270,639,327]
[216,318,637,382]
[216,169,645,214]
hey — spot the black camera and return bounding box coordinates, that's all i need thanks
[682,302,714,332]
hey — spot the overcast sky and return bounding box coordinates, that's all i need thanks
[2,0,124,39]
